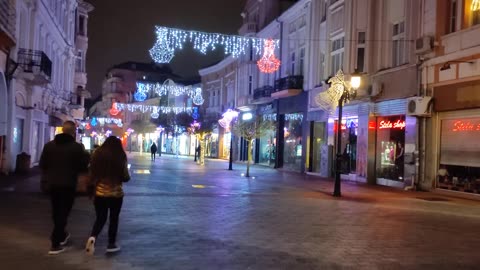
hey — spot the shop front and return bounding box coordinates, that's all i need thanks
[436,110,480,195]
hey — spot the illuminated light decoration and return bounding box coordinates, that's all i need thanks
[85,123,91,130]
[134,90,147,102]
[135,80,204,105]
[192,88,204,105]
[151,109,160,119]
[91,117,97,127]
[149,26,279,61]
[93,117,123,128]
[192,107,199,120]
[191,121,201,132]
[109,102,120,116]
[257,39,281,73]
[105,130,112,137]
[378,120,406,130]
[262,113,303,122]
[218,109,239,131]
[472,0,480,11]
[149,27,175,63]
[115,103,193,115]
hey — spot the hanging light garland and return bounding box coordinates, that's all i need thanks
[135,80,205,105]
[472,0,480,11]
[149,26,279,63]
[257,39,281,73]
[94,117,123,127]
[114,102,193,118]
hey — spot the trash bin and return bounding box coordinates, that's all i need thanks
[15,152,31,174]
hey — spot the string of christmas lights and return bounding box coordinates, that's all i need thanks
[135,80,204,105]
[115,103,193,119]
[257,39,281,73]
[262,113,303,122]
[149,26,279,63]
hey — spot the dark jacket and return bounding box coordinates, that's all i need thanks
[39,133,89,189]
[150,143,158,153]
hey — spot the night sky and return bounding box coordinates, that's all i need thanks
[86,0,247,98]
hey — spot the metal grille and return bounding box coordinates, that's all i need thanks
[374,99,406,116]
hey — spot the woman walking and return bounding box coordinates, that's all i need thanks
[86,136,130,254]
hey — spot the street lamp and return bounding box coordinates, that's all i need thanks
[329,69,361,197]
[218,109,239,170]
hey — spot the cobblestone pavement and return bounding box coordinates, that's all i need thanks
[1,153,480,270]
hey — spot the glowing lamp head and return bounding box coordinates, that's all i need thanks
[350,72,361,90]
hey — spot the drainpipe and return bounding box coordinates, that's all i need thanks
[274,18,284,169]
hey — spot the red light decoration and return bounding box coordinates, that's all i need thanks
[109,102,120,116]
[85,123,91,130]
[378,120,406,130]
[257,39,281,73]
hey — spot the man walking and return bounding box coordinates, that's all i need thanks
[150,142,158,161]
[40,121,89,255]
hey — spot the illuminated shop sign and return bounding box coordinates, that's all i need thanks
[451,120,480,132]
[378,119,406,130]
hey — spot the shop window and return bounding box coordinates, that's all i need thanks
[283,113,304,171]
[334,118,358,174]
[376,116,406,181]
[437,117,480,193]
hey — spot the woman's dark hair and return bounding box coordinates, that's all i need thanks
[90,136,127,184]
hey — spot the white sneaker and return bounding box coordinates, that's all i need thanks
[85,236,95,255]
[60,233,70,246]
[106,244,121,253]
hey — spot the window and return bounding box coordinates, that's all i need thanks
[392,21,406,67]
[331,37,344,75]
[79,16,85,36]
[75,52,84,72]
[356,32,366,72]
[321,1,327,22]
[473,0,480,25]
[248,76,253,95]
[299,48,305,75]
[290,52,296,75]
[447,0,457,33]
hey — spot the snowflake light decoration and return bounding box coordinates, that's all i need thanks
[192,88,204,105]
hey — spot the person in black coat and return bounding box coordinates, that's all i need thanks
[150,142,158,161]
[40,121,89,255]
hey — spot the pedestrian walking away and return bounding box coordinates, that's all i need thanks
[150,142,158,161]
[86,136,131,255]
[39,121,89,255]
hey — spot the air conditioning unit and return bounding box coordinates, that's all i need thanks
[367,82,383,97]
[415,36,433,55]
[406,96,433,117]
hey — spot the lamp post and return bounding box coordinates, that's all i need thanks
[330,70,361,197]
[219,109,239,170]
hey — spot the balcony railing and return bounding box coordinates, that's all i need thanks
[274,75,304,92]
[17,49,53,82]
[0,0,15,40]
[253,86,274,100]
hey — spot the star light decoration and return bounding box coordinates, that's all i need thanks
[149,26,279,63]
[257,39,281,73]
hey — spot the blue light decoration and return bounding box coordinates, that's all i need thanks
[91,117,97,127]
[134,90,147,102]
[192,107,199,120]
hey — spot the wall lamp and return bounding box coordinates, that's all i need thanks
[440,60,475,71]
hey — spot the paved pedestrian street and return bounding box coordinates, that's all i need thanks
[1,154,479,270]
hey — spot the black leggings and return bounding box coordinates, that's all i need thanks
[90,196,123,244]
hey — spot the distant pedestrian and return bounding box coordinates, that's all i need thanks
[150,142,158,161]
[39,121,89,255]
[86,136,130,255]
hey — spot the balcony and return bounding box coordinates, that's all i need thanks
[0,0,15,49]
[272,75,303,99]
[238,22,257,36]
[17,49,52,84]
[252,86,274,104]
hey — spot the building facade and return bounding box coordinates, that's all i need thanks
[1,0,93,173]
[420,0,480,197]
